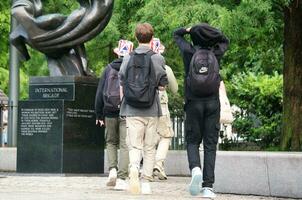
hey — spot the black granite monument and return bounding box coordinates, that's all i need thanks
[17,76,104,173]
[11,0,113,173]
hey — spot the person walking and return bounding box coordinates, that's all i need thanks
[151,38,178,180]
[119,23,168,195]
[95,39,133,190]
[173,23,229,198]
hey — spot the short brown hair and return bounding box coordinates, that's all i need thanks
[135,23,154,43]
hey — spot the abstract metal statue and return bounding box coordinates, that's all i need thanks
[10,0,113,76]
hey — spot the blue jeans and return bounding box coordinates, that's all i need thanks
[185,98,220,188]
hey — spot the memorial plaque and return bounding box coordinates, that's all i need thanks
[17,76,104,173]
[29,84,74,100]
[17,101,63,173]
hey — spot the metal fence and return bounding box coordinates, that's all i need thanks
[170,116,185,150]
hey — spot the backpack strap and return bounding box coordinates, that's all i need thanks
[125,49,155,80]
[130,49,155,56]
[127,50,155,67]
[193,45,214,51]
[105,63,114,79]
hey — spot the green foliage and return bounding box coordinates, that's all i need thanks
[229,72,283,149]
[0,0,287,150]
[42,0,79,14]
[0,67,28,100]
[0,3,10,70]
[0,68,9,94]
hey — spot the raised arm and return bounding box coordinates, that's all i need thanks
[173,27,193,54]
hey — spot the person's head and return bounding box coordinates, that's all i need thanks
[190,23,222,47]
[135,23,154,44]
[113,39,133,57]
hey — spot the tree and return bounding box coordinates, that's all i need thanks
[2,0,299,150]
[281,0,302,151]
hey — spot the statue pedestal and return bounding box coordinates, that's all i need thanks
[17,76,104,173]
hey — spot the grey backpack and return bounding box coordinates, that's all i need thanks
[103,64,120,112]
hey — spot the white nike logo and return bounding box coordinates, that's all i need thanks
[199,67,208,73]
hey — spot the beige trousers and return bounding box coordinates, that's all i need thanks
[155,113,174,171]
[126,117,159,180]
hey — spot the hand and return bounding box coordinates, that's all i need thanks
[158,86,166,91]
[186,27,191,32]
[96,120,105,127]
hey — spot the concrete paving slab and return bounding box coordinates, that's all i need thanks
[266,153,302,199]
[0,147,16,171]
[215,151,270,196]
[0,174,295,200]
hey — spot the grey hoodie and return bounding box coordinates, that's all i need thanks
[119,45,168,117]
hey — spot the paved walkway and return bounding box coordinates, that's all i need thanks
[0,174,294,200]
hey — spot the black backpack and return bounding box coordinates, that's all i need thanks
[123,50,156,108]
[103,64,121,112]
[187,47,220,97]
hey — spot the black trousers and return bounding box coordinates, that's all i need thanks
[185,98,220,188]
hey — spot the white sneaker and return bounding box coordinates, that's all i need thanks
[141,182,152,195]
[189,167,202,196]
[113,178,128,191]
[201,187,216,199]
[106,168,117,187]
[129,166,140,194]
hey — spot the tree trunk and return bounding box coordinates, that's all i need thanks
[281,0,302,151]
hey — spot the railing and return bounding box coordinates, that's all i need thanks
[170,116,185,150]
[170,116,234,151]
[0,104,4,147]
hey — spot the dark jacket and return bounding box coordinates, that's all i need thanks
[173,23,229,101]
[95,58,123,120]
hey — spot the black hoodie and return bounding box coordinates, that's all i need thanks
[95,58,123,120]
[173,23,229,101]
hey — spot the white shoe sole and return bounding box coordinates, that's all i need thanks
[129,169,140,194]
[106,177,117,187]
[201,196,216,199]
[141,182,152,195]
[113,186,127,191]
[189,174,202,196]
[201,193,216,199]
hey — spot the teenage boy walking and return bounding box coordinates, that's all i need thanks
[173,23,229,198]
[119,23,168,195]
[151,39,178,180]
[95,40,133,190]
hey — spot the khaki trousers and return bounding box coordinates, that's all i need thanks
[105,117,129,180]
[155,111,174,171]
[126,117,159,180]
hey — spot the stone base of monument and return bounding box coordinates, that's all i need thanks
[17,76,104,173]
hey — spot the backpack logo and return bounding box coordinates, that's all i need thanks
[187,48,220,97]
[199,66,208,74]
[123,51,156,108]
[103,65,121,112]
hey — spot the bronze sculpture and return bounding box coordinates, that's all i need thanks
[10,0,113,76]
